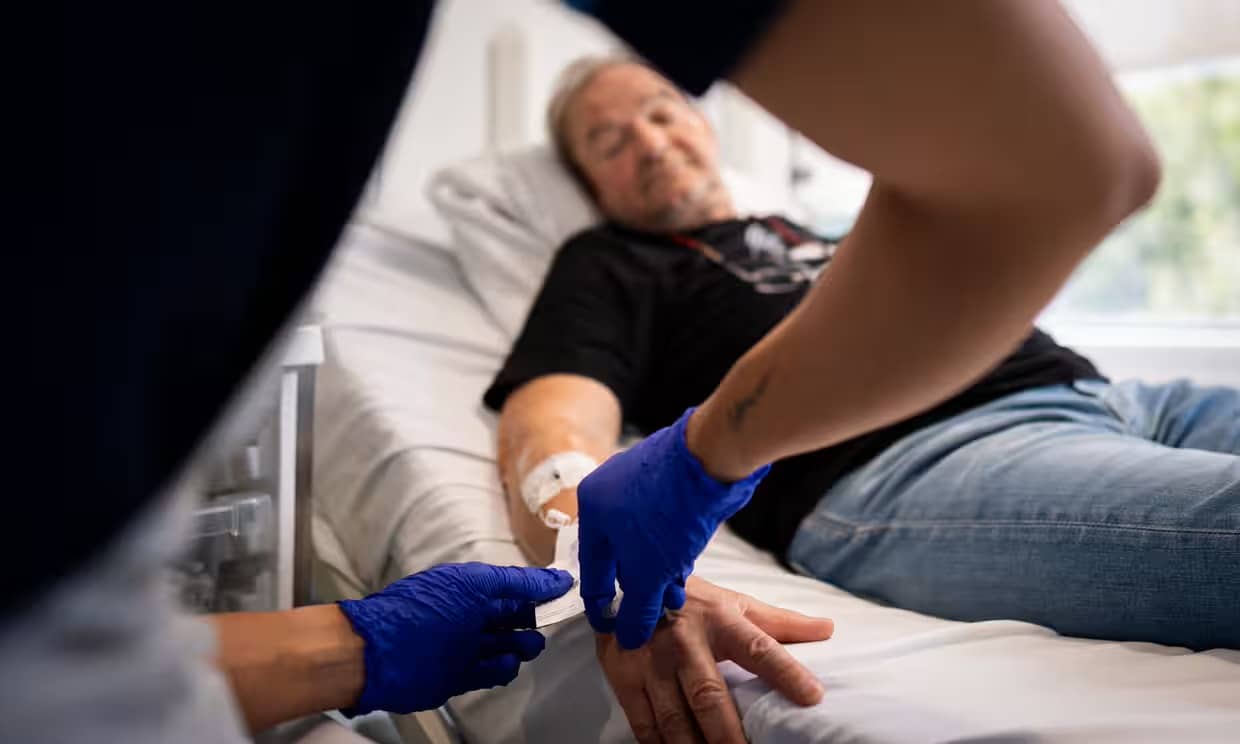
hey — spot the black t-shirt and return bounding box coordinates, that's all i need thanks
[22,0,793,619]
[485,218,1104,557]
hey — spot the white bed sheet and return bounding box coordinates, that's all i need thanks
[312,224,1240,743]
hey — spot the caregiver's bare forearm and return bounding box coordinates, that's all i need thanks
[686,182,1145,482]
[210,606,364,733]
[688,0,1160,480]
[497,374,622,564]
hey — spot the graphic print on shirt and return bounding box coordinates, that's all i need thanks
[721,220,836,294]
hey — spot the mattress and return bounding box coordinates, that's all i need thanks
[312,223,1240,743]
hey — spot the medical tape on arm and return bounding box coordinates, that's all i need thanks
[535,521,624,628]
[520,452,597,527]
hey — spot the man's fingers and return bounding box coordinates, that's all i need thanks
[616,689,665,744]
[597,636,665,744]
[645,679,703,744]
[715,618,825,706]
[615,584,668,650]
[668,620,746,744]
[641,632,705,744]
[578,525,618,633]
[744,597,835,644]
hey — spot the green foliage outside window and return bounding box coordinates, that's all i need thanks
[1052,61,1240,319]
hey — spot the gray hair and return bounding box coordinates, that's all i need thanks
[545,54,653,192]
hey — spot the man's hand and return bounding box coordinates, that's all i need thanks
[596,576,833,744]
[578,408,769,649]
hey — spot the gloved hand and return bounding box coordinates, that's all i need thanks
[337,562,573,715]
[577,407,769,650]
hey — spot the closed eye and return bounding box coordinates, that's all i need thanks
[649,108,674,127]
[599,131,629,160]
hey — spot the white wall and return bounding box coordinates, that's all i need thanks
[361,0,617,234]
[1064,0,1240,71]
[359,0,804,237]
[1040,322,1240,388]
[364,0,1240,232]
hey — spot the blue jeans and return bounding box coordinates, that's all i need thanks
[787,379,1240,650]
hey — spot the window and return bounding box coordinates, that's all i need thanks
[1048,59,1240,322]
[788,58,1240,324]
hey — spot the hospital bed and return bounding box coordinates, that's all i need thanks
[306,21,1240,744]
[309,212,1240,744]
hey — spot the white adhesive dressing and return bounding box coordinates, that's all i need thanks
[519,452,598,518]
[534,523,622,628]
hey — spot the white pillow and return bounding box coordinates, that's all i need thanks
[426,144,794,339]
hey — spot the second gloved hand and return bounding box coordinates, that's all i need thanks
[577,407,769,650]
[337,562,573,715]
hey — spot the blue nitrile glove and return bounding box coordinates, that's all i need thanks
[577,407,770,650]
[336,562,573,715]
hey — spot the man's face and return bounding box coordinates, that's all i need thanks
[566,63,728,233]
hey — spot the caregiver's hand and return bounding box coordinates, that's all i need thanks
[597,576,833,744]
[337,562,572,715]
[578,408,769,649]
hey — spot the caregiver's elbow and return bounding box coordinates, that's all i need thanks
[1092,131,1161,228]
[1049,127,1162,253]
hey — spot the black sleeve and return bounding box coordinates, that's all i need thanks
[567,0,793,96]
[484,231,657,414]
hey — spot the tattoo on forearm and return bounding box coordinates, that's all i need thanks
[727,370,771,431]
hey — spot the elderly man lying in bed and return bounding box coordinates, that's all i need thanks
[483,56,1240,741]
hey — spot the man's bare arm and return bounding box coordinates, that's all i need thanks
[497,374,623,564]
[689,0,1161,479]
